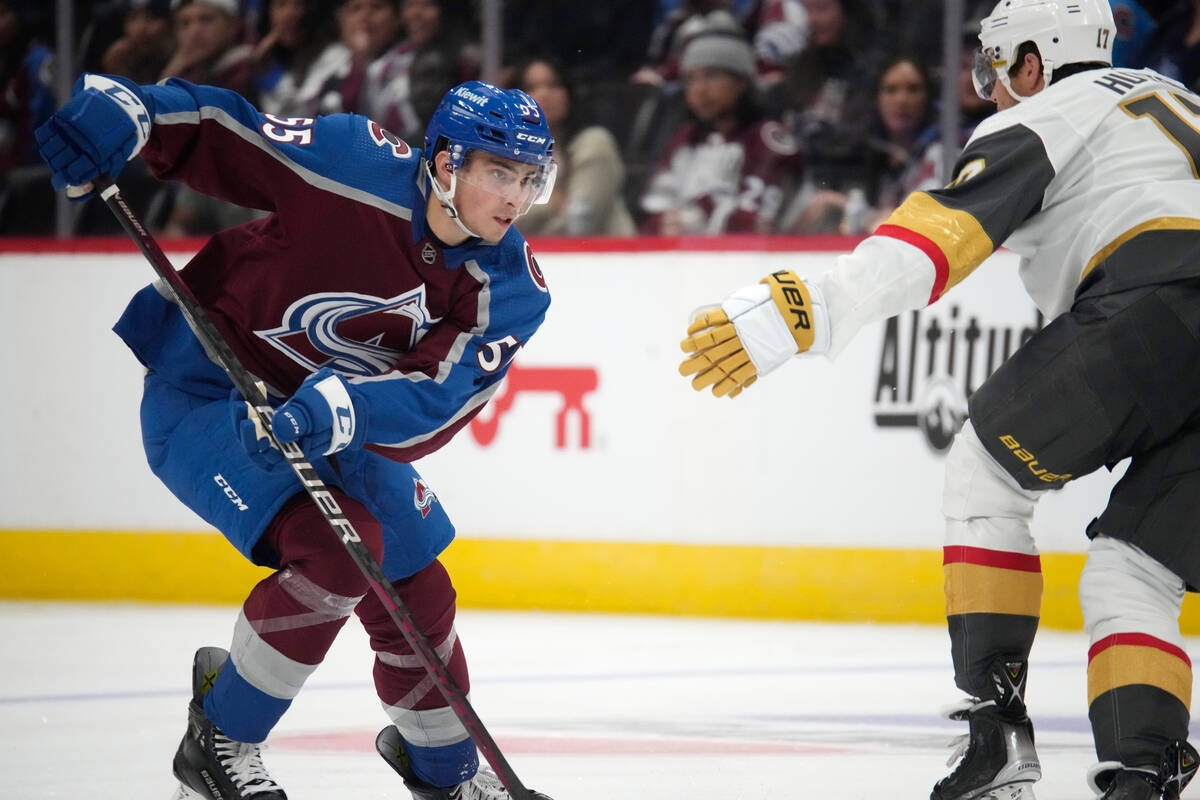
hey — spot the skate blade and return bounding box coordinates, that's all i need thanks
[977,783,1036,800]
[169,783,204,800]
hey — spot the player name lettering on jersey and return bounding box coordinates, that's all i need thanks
[1092,68,1159,95]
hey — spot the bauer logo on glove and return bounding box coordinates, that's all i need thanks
[678,269,830,398]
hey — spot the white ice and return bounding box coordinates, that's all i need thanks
[3,601,1197,799]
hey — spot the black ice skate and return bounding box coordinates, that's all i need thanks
[375,725,554,800]
[931,658,1041,800]
[1087,740,1200,800]
[170,646,287,800]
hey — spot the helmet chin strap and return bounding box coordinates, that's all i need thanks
[427,161,481,239]
[996,59,1051,103]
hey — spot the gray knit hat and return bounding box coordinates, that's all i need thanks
[680,33,756,81]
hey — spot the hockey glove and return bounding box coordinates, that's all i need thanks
[679,270,830,398]
[272,368,366,457]
[34,74,152,199]
[229,390,287,472]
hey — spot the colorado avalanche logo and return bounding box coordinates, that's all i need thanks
[525,242,547,293]
[413,477,438,518]
[368,121,412,159]
[256,289,438,376]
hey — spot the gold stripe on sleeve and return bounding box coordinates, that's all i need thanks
[881,192,996,295]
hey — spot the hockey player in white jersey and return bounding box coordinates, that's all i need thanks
[679,1,1200,798]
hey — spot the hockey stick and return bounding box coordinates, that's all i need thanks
[95,177,540,800]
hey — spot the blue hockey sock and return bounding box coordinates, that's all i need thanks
[405,736,480,787]
[203,661,292,744]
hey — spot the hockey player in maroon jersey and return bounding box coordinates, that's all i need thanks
[35,74,557,800]
[679,0,1200,798]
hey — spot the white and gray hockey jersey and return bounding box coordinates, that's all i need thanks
[815,66,1200,356]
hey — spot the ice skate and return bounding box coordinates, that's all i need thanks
[376,725,553,800]
[170,646,287,799]
[1087,740,1199,799]
[930,699,1041,800]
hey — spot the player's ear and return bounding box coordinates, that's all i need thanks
[433,151,453,189]
[1023,50,1044,80]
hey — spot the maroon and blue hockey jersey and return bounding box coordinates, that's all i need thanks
[114,78,551,463]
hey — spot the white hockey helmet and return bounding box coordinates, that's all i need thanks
[973,0,1115,101]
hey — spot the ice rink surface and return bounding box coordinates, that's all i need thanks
[5,601,1199,800]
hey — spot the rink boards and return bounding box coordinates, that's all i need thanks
[4,235,1193,629]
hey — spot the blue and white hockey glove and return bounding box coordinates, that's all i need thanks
[272,368,366,458]
[34,73,152,200]
[229,390,287,472]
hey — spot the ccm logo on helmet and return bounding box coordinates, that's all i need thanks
[516,132,547,144]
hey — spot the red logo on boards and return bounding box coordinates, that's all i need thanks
[470,363,599,448]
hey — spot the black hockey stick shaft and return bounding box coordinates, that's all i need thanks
[95,177,535,800]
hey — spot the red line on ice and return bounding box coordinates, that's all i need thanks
[269,730,854,756]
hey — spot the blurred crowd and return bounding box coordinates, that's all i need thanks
[0,0,1196,237]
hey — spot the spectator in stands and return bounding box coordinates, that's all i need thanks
[1138,0,1200,89]
[157,0,266,234]
[161,0,257,98]
[744,0,809,86]
[513,56,636,237]
[298,0,403,116]
[639,31,804,235]
[0,0,53,174]
[360,0,479,148]
[101,0,176,86]
[767,0,882,231]
[634,1,746,88]
[789,54,938,234]
[0,0,54,234]
[251,0,336,116]
[1110,0,1158,67]
[767,0,881,176]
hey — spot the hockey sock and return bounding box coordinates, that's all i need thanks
[404,735,480,787]
[1088,633,1191,766]
[203,660,292,743]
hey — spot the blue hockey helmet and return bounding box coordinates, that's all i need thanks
[425,81,556,169]
[424,81,557,224]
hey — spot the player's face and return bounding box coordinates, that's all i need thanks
[991,56,1045,111]
[991,77,1018,111]
[453,154,548,242]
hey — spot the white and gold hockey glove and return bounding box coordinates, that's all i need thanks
[678,270,830,398]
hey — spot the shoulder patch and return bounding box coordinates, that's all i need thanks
[525,242,547,292]
[368,120,414,159]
